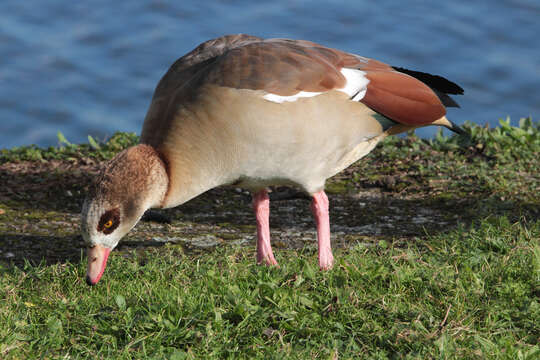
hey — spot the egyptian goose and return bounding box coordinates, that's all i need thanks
[82,34,464,285]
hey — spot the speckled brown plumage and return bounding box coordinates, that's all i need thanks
[88,145,168,219]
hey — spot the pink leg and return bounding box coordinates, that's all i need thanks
[311,190,334,270]
[252,189,278,266]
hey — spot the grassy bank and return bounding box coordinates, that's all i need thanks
[0,118,539,358]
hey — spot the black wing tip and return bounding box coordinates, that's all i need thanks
[447,120,468,136]
[392,66,464,95]
[434,90,461,108]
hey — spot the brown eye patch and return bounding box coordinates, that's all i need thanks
[97,208,120,235]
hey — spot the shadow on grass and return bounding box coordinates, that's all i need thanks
[0,161,95,213]
[1,161,538,269]
[0,234,86,268]
[0,233,182,269]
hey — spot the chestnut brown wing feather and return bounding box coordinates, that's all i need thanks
[359,69,447,125]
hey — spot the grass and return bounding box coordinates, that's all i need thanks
[0,132,139,163]
[1,218,538,359]
[0,117,539,358]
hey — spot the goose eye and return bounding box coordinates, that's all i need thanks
[97,208,120,234]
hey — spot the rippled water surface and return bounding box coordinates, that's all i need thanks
[1,0,538,148]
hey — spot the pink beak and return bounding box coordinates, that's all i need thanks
[86,244,111,286]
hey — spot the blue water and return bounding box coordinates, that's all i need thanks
[1,0,539,148]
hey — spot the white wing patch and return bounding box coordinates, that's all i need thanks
[262,91,323,103]
[338,68,370,101]
[262,68,369,103]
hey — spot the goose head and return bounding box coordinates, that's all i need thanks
[81,144,168,285]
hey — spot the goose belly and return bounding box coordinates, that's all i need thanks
[206,87,386,193]
[233,136,382,193]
